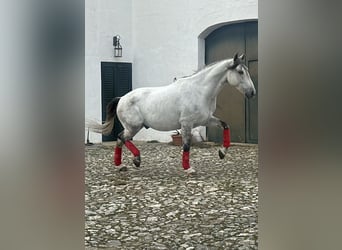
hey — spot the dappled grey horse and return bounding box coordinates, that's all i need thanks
[89,53,256,174]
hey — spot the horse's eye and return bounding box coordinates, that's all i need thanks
[238,70,244,75]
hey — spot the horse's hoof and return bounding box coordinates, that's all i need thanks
[116,166,128,172]
[219,149,226,159]
[184,167,196,175]
[133,156,141,167]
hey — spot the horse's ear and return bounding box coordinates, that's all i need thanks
[229,53,240,69]
[239,54,245,60]
[233,53,238,62]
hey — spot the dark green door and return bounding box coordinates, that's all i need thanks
[101,62,132,141]
[205,21,258,143]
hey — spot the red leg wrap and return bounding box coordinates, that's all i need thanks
[223,128,231,148]
[182,151,190,170]
[114,147,122,166]
[124,140,140,157]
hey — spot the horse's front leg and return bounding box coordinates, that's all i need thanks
[181,124,196,174]
[207,117,231,159]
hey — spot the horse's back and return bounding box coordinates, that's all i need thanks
[117,85,182,131]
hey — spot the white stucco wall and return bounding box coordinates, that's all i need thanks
[85,0,257,143]
[85,0,133,143]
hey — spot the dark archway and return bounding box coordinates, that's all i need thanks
[205,21,258,143]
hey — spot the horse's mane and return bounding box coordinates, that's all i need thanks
[174,59,231,82]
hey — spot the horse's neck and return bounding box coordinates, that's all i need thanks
[197,59,232,98]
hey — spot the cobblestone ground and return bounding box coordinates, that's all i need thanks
[85,141,258,250]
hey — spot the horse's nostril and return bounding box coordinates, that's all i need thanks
[245,91,255,99]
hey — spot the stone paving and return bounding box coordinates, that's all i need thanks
[85,141,258,250]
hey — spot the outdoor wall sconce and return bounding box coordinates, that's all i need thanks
[113,35,122,57]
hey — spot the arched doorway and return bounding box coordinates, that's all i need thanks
[205,21,258,143]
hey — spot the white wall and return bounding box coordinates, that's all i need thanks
[85,0,257,143]
[85,0,133,143]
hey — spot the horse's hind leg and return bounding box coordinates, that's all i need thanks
[118,128,142,167]
[114,138,124,167]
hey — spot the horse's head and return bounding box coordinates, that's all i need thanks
[227,53,256,99]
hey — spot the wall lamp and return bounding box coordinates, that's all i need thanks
[113,35,122,57]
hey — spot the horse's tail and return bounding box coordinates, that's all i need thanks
[86,97,121,135]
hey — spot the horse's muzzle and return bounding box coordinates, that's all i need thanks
[245,90,256,99]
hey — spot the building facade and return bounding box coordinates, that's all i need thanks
[85,0,258,143]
